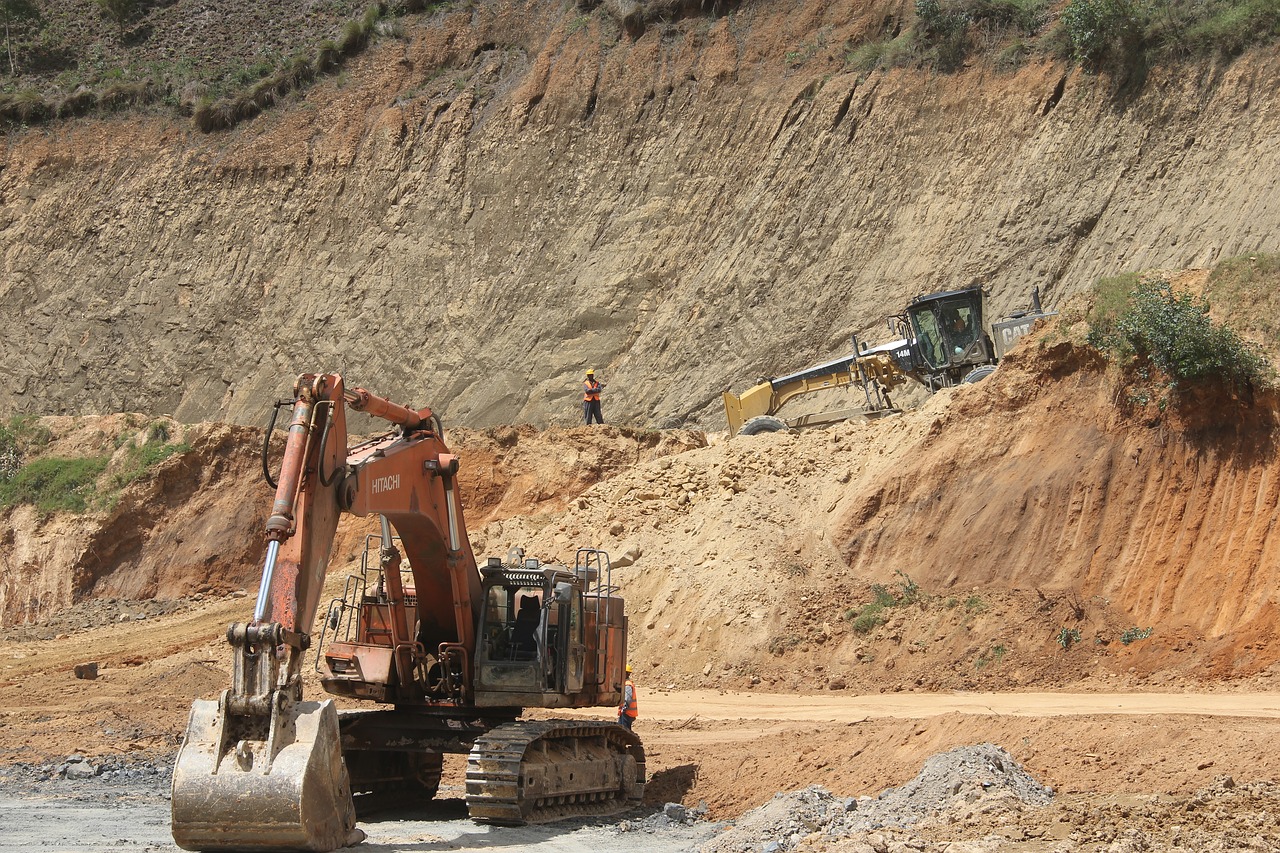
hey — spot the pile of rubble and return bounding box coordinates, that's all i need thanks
[0,753,173,800]
[700,744,1052,853]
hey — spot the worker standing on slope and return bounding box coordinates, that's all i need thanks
[618,663,637,730]
[583,369,605,425]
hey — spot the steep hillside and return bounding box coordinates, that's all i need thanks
[2,0,1279,429]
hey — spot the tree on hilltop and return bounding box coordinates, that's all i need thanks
[0,0,38,76]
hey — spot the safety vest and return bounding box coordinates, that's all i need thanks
[583,380,602,402]
[620,679,637,718]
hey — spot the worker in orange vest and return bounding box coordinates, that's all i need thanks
[618,663,637,730]
[582,369,605,425]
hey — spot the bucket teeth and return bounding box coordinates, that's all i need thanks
[170,698,361,852]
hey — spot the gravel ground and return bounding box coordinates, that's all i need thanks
[0,753,723,853]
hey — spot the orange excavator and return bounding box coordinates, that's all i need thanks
[170,373,642,851]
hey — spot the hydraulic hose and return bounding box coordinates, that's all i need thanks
[261,401,291,490]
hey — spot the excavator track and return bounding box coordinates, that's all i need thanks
[465,720,645,825]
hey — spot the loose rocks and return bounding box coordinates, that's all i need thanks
[699,744,1051,853]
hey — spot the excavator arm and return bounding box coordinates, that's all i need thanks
[172,373,465,852]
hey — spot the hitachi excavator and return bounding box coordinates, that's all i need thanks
[170,373,643,852]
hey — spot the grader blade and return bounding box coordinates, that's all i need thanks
[171,696,363,852]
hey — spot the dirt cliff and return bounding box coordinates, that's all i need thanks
[3,0,1280,429]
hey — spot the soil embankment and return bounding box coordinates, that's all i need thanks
[4,331,1280,847]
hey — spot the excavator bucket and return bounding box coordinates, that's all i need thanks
[171,696,363,852]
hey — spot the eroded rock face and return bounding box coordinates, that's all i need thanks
[2,0,1279,430]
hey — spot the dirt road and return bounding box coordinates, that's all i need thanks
[631,689,1280,721]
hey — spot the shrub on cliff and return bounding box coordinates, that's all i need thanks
[1087,273,1272,400]
[1059,0,1146,66]
[0,455,109,513]
[1057,0,1280,70]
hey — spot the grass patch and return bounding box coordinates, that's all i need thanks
[0,418,187,514]
[1204,252,1280,356]
[839,0,1280,80]
[110,435,189,491]
[0,455,109,513]
[0,0,422,131]
[844,571,921,634]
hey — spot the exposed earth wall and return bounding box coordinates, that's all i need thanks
[2,0,1279,428]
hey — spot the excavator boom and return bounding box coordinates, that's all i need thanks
[172,374,433,852]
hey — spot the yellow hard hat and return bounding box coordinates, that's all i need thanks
[586,369,595,375]
[625,663,632,673]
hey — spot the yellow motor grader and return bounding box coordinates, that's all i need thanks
[723,286,1053,436]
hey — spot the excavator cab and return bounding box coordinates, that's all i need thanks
[472,550,625,709]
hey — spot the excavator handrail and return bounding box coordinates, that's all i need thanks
[574,548,616,689]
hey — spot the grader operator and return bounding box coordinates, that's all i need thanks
[170,373,643,851]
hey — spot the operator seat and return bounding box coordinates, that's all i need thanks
[511,595,540,660]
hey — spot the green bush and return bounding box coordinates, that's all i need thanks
[0,455,108,513]
[1119,625,1153,644]
[915,0,972,69]
[1055,0,1280,68]
[1057,626,1082,648]
[1059,0,1147,66]
[1088,276,1271,393]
